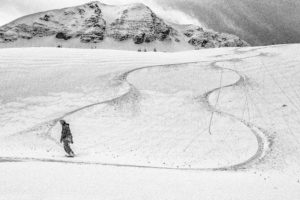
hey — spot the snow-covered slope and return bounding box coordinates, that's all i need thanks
[0,44,300,199]
[0,1,249,51]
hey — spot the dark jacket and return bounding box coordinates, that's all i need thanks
[60,122,73,143]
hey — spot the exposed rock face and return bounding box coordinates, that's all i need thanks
[80,3,106,43]
[0,1,249,49]
[56,32,72,40]
[106,3,176,44]
[133,33,145,44]
[184,25,248,48]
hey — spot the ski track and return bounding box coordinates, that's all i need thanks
[0,52,272,171]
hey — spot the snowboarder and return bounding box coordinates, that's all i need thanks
[59,120,74,157]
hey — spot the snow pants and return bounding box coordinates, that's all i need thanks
[63,140,74,155]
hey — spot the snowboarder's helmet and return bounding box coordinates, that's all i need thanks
[59,120,66,125]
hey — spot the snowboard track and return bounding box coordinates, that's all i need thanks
[1,53,272,171]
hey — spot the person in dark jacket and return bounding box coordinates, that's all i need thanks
[59,120,74,157]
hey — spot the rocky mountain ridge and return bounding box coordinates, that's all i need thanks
[0,1,249,50]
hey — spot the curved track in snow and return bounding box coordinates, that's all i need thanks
[0,57,271,171]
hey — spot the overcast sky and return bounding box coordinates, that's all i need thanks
[1,0,299,45]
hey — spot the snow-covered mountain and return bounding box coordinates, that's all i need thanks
[0,1,249,51]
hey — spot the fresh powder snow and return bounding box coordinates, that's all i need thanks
[0,44,300,199]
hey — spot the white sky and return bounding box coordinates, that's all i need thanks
[0,0,202,26]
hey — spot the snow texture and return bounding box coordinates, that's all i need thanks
[0,44,300,199]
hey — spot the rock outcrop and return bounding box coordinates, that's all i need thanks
[183,25,248,48]
[106,3,177,44]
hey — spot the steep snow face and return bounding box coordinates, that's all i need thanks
[0,1,249,51]
[0,2,107,43]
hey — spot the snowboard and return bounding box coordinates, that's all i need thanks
[65,153,75,158]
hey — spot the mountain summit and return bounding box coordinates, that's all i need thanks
[0,1,249,51]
